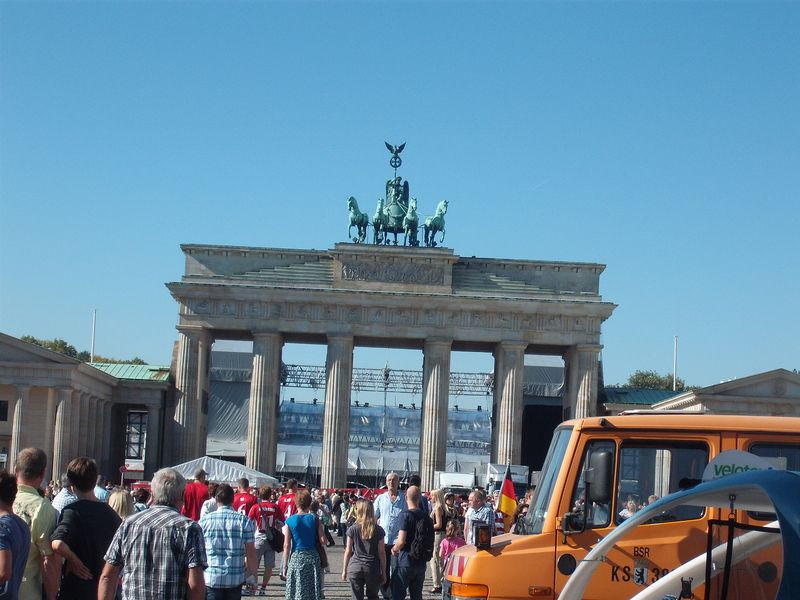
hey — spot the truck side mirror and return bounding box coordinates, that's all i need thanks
[561,511,586,536]
[586,450,613,505]
[473,522,492,550]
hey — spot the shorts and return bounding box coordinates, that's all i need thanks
[255,535,276,569]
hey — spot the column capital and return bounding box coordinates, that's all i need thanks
[496,340,529,352]
[176,325,214,344]
[252,330,281,342]
[325,333,354,344]
[14,385,32,397]
[424,337,452,348]
[575,344,603,353]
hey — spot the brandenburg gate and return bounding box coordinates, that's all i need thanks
[166,242,616,489]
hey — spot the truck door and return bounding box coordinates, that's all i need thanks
[555,436,713,599]
[724,435,800,598]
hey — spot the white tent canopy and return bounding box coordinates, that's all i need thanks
[170,457,279,487]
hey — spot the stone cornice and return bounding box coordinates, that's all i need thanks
[0,363,116,397]
[167,282,615,317]
[168,291,607,347]
[653,392,698,410]
[180,243,606,273]
[176,243,609,301]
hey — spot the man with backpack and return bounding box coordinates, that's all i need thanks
[389,486,434,600]
[247,486,283,596]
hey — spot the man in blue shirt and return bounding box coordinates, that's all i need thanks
[406,475,430,514]
[374,472,405,600]
[199,483,257,599]
[390,486,431,600]
[0,470,30,600]
[94,475,110,503]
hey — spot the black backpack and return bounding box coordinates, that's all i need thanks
[408,510,435,562]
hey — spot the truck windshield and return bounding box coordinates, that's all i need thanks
[521,426,573,535]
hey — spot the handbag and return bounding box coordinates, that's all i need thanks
[268,525,285,552]
[315,515,329,569]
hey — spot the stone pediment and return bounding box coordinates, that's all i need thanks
[697,369,800,400]
[0,332,78,365]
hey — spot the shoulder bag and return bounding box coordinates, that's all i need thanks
[315,515,329,569]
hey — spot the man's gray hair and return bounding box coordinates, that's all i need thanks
[151,468,187,506]
[60,473,70,487]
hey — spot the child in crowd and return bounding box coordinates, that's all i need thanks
[438,519,466,573]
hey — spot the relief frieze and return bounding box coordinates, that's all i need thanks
[244,302,266,318]
[180,296,586,336]
[340,261,445,285]
[391,308,413,325]
[190,299,213,315]
[217,302,237,316]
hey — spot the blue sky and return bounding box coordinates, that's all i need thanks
[1,1,798,388]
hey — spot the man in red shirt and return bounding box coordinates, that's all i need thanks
[247,485,282,594]
[180,467,208,521]
[277,478,298,520]
[232,477,258,515]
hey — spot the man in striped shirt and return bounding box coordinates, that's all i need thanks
[99,468,207,600]
[199,483,257,599]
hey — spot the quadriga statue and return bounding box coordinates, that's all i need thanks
[347,197,368,243]
[424,200,448,247]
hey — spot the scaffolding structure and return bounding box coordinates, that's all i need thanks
[282,364,494,397]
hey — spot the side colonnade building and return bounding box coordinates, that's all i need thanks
[166,243,617,490]
[0,332,169,481]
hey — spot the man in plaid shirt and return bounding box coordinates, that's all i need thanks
[99,468,208,600]
[199,483,257,599]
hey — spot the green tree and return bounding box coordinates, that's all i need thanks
[42,338,79,358]
[91,354,146,365]
[624,370,686,391]
[21,335,147,364]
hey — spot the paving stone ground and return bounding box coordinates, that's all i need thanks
[247,538,441,599]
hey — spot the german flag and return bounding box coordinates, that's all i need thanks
[497,465,517,533]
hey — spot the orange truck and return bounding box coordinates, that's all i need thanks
[444,413,800,600]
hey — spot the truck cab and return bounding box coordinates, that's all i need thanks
[444,414,800,600]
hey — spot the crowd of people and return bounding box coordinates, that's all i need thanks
[0,447,531,600]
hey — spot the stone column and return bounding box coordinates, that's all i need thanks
[145,402,163,478]
[419,339,452,492]
[76,392,90,457]
[493,341,527,466]
[563,345,601,419]
[172,327,213,463]
[44,388,57,480]
[194,331,213,460]
[93,399,105,473]
[52,387,75,477]
[96,398,107,463]
[320,335,353,489]
[87,397,99,460]
[246,332,283,474]
[101,401,112,475]
[9,386,31,472]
